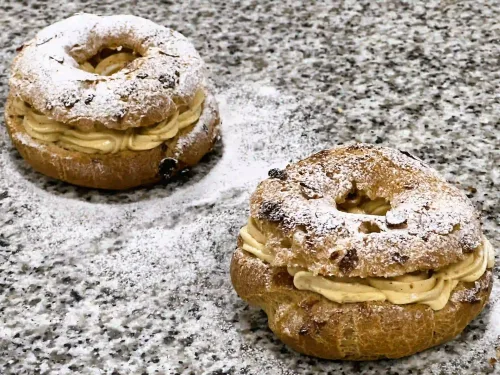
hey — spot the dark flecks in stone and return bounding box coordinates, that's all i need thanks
[137,73,148,79]
[0,2,495,371]
[0,238,9,247]
[180,334,194,346]
[268,168,286,180]
[16,45,24,52]
[84,94,95,105]
[70,290,83,302]
[0,191,8,200]
[338,249,358,274]
[158,158,179,180]
[163,330,180,345]
[406,46,424,60]
[392,252,409,264]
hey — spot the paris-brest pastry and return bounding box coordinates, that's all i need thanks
[231,144,494,360]
[5,14,219,189]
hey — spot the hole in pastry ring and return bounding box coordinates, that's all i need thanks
[251,144,484,278]
[9,13,206,131]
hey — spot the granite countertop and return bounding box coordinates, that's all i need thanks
[0,1,499,374]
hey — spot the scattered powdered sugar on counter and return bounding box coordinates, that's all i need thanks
[0,81,498,374]
[1,0,500,373]
[0,82,311,374]
[84,83,308,289]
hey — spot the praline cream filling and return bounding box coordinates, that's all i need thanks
[79,51,137,76]
[240,218,495,311]
[337,194,391,215]
[11,52,205,154]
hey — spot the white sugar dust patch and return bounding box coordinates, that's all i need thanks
[0,80,498,375]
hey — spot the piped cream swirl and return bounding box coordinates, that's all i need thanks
[239,218,494,311]
[80,52,136,76]
[12,52,204,154]
[338,193,391,216]
[13,90,204,154]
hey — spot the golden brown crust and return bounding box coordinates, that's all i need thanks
[4,94,220,190]
[230,247,493,360]
[250,145,483,278]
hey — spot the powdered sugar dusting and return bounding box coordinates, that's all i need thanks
[12,132,47,150]
[173,87,219,158]
[1,1,499,372]
[0,82,308,374]
[1,77,499,374]
[9,14,206,130]
[250,145,483,278]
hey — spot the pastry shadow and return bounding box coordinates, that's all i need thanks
[7,136,224,204]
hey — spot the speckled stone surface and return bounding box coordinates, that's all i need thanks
[0,1,499,374]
